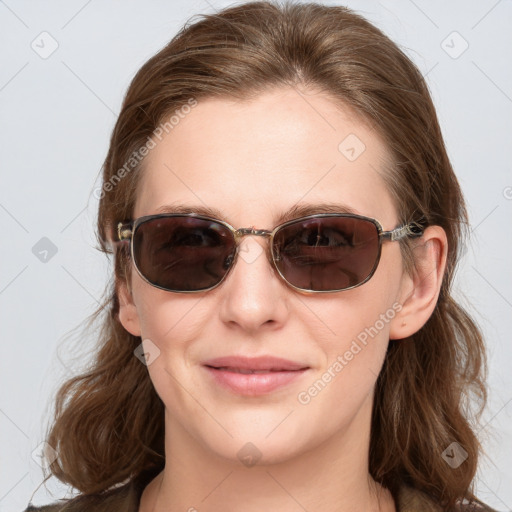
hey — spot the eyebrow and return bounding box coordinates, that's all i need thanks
[153,202,360,226]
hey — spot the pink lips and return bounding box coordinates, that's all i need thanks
[203,355,309,395]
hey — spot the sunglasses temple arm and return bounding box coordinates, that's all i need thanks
[117,221,134,242]
[381,222,424,242]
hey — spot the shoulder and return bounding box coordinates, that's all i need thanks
[22,479,138,512]
[396,485,497,512]
[24,506,62,512]
[25,481,497,512]
[23,467,161,512]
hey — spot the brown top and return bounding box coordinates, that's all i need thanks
[24,472,496,512]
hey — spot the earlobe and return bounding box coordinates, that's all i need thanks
[389,226,448,340]
[117,280,142,337]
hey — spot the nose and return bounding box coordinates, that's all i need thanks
[218,235,290,333]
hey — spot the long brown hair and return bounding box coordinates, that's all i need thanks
[42,1,487,508]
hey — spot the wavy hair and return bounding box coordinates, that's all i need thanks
[42,1,487,509]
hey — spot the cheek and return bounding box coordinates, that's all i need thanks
[311,250,403,357]
[292,272,402,445]
[131,277,206,377]
[304,253,403,384]
[306,289,397,397]
[131,287,208,411]
[132,268,203,340]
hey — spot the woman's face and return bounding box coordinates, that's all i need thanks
[120,87,410,465]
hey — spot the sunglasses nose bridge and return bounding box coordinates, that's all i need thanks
[234,227,272,238]
[232,227,279,265]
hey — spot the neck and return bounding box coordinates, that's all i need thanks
[140,395,395,512]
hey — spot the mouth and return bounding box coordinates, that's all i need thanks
[202,355,310,395]
[207,367,300,374]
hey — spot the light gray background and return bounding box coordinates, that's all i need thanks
[1,0,511,510]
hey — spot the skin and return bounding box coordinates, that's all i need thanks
[118,86,447,512]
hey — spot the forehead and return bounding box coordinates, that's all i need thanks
[135,87,397,227]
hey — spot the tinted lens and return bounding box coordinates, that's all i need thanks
[132,216,236,291]
[273,216,380,291]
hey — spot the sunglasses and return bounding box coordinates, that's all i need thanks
[116,213,424,293]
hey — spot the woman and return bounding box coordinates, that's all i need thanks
[25,1,495,511]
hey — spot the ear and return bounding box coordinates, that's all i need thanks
[389,225,448,340]
[117,279,142,337]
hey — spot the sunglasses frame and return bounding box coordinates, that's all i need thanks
[117,212,424,294]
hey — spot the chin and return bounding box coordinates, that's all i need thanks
[211,435,308,468]
[195,414,318,467]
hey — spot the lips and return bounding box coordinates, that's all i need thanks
[202,355,310,395]
[203,355,309,372]
[213,368,283,374]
